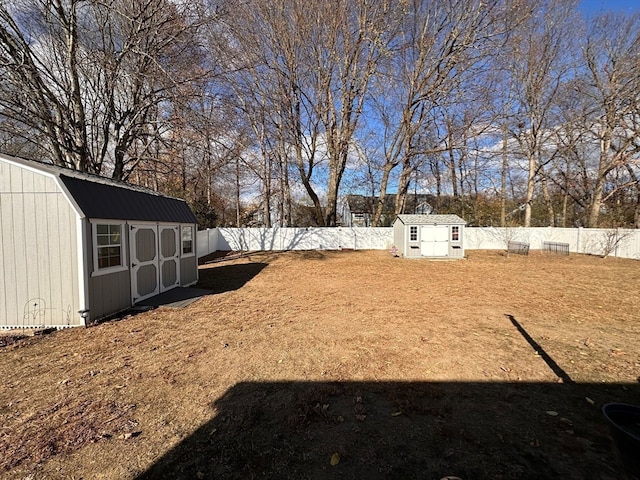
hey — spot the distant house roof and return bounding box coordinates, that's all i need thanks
[395,214,466,225]
[344,193,434,213]
[2,154,197,224]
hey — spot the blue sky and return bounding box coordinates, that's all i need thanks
[579,0,640,15]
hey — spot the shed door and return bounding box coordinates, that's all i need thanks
[159,225,180,293]
[420,225,449,257]
[130,224,159,303]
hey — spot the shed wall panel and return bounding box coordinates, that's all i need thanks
[12,183,29,323]
[35,193,53,317]
[58,189,80,324]
[33,172,48,192]
[180,254,198,286]
[0,190,17,323]
[22,167,34,192]
[0,205,5,322]
[46,195,64,323]
[23,184,40,323]
[0,162,80,327]
[0,161,10,191]
[10,164,22,191]
[393,221,405,256]
[88,270,131,320]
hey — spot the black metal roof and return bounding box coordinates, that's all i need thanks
[60,175,197,223]
[2,154,197,224]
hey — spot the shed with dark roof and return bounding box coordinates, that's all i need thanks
[0,153,199,329]
[393,214,466,258]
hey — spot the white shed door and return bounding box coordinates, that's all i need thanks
[420,225,449,257]
[159,225,180,293]
[130,224,160,303]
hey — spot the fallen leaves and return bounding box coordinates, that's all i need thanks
[0,399,137,471]
[119,431,142,440]
[330,452,340,466]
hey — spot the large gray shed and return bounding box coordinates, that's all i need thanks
[393,214,466,259]
[0,153,198,329]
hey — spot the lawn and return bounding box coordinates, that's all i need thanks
[1,250,639,479]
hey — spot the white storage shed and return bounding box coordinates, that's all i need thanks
[393,214,466,259]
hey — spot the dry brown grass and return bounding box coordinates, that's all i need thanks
[1,250,639,479]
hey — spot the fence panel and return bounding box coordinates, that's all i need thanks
[197,226,639,260]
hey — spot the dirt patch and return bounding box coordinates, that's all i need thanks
[1,250,639,479]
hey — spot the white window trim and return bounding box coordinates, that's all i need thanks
[409,225,418,242]
[181,224,195,258]
[451,225,461,243]
[91,220,128,277]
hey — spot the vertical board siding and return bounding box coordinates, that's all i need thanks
[23,173,40,324]
[180,254,198,286]
[0,172,16,324]
[46,193,64,324]
[88,270,131,321]
[0,163,80,328]
[13,169,29,324]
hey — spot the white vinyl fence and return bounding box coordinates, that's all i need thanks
[197,226,640,260]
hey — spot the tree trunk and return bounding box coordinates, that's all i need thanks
[539,164,555,226]
[447,132,458,197]
[262,149,272,228]
[500,121,508,226]
[373,163,395,227]
[625,164,640,228]
[524,152,536,227]
[235,157,241,227]
[395,158,413,215]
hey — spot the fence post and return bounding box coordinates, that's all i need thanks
[576,227,582,253]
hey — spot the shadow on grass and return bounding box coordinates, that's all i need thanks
[196,262,268,295]
[137,379,638,480]
[506,314,575,385]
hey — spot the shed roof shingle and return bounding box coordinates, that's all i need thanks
[395,214,466,225]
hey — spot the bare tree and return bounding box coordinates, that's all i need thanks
[503,0,579,226]
[578,12,640,227]
[0,0,208,178]
[222,0,391,226]
[369,0,509,226]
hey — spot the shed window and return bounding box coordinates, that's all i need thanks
[410,226,418,242]
[92,222,126,274]
[181,225,194,256]
[451,226,460,242]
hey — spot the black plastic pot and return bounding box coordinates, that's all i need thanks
[602,403,640,480]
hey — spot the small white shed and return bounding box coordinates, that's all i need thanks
[393,214,466,259]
